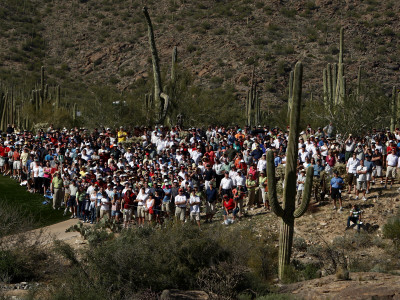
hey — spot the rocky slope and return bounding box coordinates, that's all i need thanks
[0,0,398,107]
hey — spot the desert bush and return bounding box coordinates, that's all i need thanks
[383,214,400,248]
[333,232,373,251]
[50,224,277,299]
[293,236,307,252]
[0,250,35,283]
[307,238,347,276]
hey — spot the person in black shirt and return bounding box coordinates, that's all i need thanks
[371,148,383,184]
[205,180,217,223]
[204,163,215,190]
[154,190,163,224]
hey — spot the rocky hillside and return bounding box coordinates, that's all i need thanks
[0,0,399,107]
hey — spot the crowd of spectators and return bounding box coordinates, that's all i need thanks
[0,122,398,229]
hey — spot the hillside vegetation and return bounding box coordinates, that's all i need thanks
[0,0,399,127]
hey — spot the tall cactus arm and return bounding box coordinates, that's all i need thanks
[159,92,170,124]
[267,151,284,217]
[293,166,313,218]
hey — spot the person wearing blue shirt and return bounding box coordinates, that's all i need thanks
[274,152,282,167]
[330,171,344,211]
[364,155,374,194]
[313,160,324,177]
[44,152,53,161]
[162,183,172,218]
[251,145,263,161]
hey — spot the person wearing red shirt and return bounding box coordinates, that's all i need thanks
[3,145,11,176]
[222,194,238,223]
[0,143,5,174]
[387,141,397,155]
[121,186,136,228]
[205,146,216,166]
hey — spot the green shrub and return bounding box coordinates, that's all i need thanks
[214,27,226,35]
[383,215,400,248]
[210,76,224,88]
[51,225,277,299]
[175,24,184,32]
[382,27,395,36]
[0,250,33,283]
[255,2,264,9]
[280,8,296,18]
[187,44,197,53]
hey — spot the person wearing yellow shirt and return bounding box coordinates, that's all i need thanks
[117,126,127,143]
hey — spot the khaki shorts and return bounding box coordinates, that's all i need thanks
[137,206,145,218]
[144,210,152,221]
[386,166,397,179]
[205,202,215,214]
[366,172,371,181]
[175,206,186,221]
[100,210,110,218]
[13,161,21,170]
[356,181,367,191]
[190,212,200,221]
[162,201,171,213]
[123,208,132,222]
[372,166,382,177]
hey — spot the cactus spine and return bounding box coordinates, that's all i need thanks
[391,86,396,132]
[171,46,178,83]
[55,85,61,110]
[246,67,261,126]
[72,103,77,122]
[335,28,345,105]
[397,92,400,128]
[266,62,314,280]
[287,70,294,121]
[356,66,362,100]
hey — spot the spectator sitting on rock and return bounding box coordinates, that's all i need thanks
[346,204,362,232]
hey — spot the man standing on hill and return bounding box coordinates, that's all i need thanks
[330,170,344,211]
[51,171,64,210]
[385,148,399,189]
[346,152,359,195]
[355,159,368,201]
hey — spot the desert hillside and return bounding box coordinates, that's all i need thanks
[0,0,398,110]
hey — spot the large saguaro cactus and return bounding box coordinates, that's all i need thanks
[143,6,170,124]
[266,62,313,280]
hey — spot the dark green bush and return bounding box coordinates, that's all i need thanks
[383,215,400,248]
[0,250,34,283]
[51,225,277,299]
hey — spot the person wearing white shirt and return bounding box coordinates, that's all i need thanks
[356,160,368,200]
[219,172,233,198]
[257,154,267,173]
[235,170,246,187]
[346,152,360,194]
[174,189,187,221]
[100,192,111,219]
[229,169,238,185]
[296,170,306,205]
[385,148,399,189]
[135,187,148,225]
[298,145,310,163]
[190,147,202,164]
[189,191,201,228]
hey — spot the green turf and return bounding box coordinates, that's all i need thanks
[0,176,68,228]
